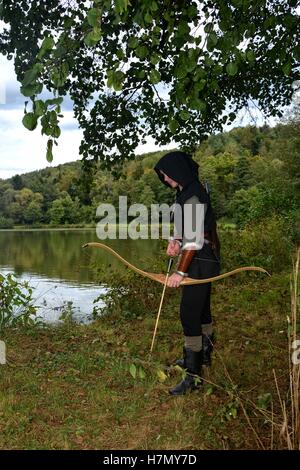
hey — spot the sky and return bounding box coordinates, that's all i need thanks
[0,51,293,181]
[1,7,299,182]
[0,54,178,180]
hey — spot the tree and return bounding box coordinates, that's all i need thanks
[8,188,43,224]
[24,200,43,224]
[48,193,81,224]
[233,153,252,191]
[11,174,24,190]
[228,186,264,226]
[0,0,299,167]
[48,198,65,225]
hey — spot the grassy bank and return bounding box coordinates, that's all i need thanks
[1,221,236,231]
[0,265,296,450]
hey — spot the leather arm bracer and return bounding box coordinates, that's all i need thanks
[176,249,196,276]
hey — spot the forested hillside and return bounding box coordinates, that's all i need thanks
[0,123,299,240]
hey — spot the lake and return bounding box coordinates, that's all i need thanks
[0,229,160,324]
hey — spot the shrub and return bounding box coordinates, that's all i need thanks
[0,273,40,331]
[0,216,14,229]
[220,215,294,274]
[228,186,265,227]
[91,241,176,320]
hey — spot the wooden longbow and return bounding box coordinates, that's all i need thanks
[82,242,271,285]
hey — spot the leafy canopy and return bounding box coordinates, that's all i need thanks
[0,0,299,167]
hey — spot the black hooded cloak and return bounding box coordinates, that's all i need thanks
[154,151,221,337]
[154,151,216,233]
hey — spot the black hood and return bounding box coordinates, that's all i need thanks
[154,151,209,205]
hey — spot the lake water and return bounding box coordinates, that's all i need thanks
[0,229,160,324]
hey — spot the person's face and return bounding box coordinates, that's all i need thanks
[160,171,180,189]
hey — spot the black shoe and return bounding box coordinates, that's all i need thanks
[175,335,215,368]
[169,373,201,395]
[169,348,202,396]
[175,357,184,368]
[202,333,214,366]
[174,345,186,368]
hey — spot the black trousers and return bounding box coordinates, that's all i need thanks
[180,244,220,337]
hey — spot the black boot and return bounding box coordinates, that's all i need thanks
[169,348,202,396]
[202,333,214,366]
[175,357,184,368]
[175,335,214,368]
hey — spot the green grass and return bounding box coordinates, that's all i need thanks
[0,270,294,450]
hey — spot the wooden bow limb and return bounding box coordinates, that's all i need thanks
[82,242,271,285]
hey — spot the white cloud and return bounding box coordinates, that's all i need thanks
[0,56,80,178]
[0,51,285,181]
[0,55,174,180]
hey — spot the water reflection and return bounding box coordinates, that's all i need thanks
[0,229,160,323]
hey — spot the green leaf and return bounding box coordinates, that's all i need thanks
[49,110,58,125]
[178,20,190,37]
[246,50,256,63]
[144,12,152,24]
[111,70,125,91]
[20,83,43,97]
[43,126,53,137]
[37,37,55,59]
[150,53,161,66]
[116,48,125,60]
[207,31,218,50]
[53,45,67,59]
[46,139,53,163]
[53,126,61,138]
[51,63,69,87]
[42,36,55,51]
[174,65,187,80]
[204,22,213,34]
[169,119,179,134]
[282,62,291,76]
[22,64,43,87]
[136,69,146,79]
[179,110,190,121]
[129,363,137,379]
[293,44,300,61]
[115,0,130,14]
[150,1,158,12]
[87,8,101,27]
[257,393,272,410]
[205,56,214,67]
[135,45,148,59]
[34,100,45,117]
[128,36,139,49]
[156,369,167,382]
[22,113,38,131]
[45,97,64,107]
[64,16,74,28]
[194,78,206,91]
[189,98,206,112]
[84,28,102,47]
[226,62,238,76]
[107,70,114,88]
[138,367,145,379]
[46,149,53,163]
[149,69,161,84]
